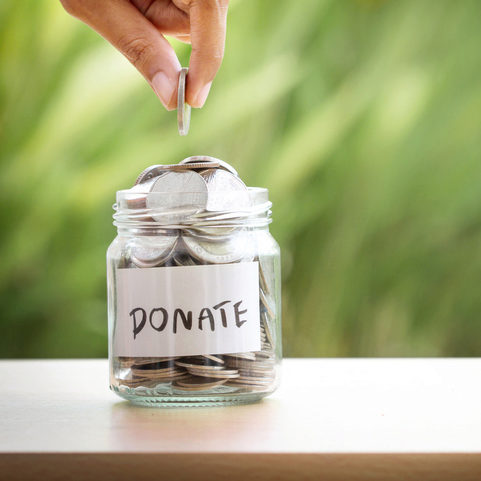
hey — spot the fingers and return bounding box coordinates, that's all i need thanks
[61,0,181,110]
[186,0,229,107]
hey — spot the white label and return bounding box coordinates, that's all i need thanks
[114,262,260,357]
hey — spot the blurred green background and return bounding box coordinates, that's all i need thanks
[1,0,481,358]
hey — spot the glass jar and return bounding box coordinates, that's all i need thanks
[107,172,281,407]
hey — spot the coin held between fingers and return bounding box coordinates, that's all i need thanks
[177,67,191,136]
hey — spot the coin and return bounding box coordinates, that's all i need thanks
[258,257,275,297]
[173,376,228,390]
[173,254,199,267]
[227,378,273,386]
[225,359,274,371]
[203,354,225,364]
[135,165,167,186]
[260,288,276,319]
[237,371,275,381]
[182,234,254,264]
[186,368,240,379]
[134,162,221,185]
[131,236,178,268]
[146,171,208,219]
[261,311,275,348]
[124,181,154,213]
[118,357,169,367]
[199,168,251,212]
[180,155,239,177]
[175,359,225,370]
[224,352,256,361]
[125,195,147,210]
[182,228,236,243]
[254,351,275,360]
[177,67,190,136]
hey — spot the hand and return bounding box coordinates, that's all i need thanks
[60,0,229,110]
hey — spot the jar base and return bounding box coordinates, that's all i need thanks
[110,384,273,407]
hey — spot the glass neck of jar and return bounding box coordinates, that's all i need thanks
[113,187,272,236]
[115,224,271,237]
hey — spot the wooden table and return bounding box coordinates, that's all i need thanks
[1,359,480,480]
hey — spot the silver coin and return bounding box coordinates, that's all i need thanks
[180,156,239,177]
[130,359,175,369]
[227,378,273,386]
[224,352,257,361]
[125,195,147,210]
[177,67,190,136]
[173,254,199,267]
[254,351,276,360]
[130,369,180,378]
[203,355,225,364]
[258,256,275,297]
[131,236,178,268]
[182,227,236,243]
[146,171,208,219]
[174,254,201,266]
[186,368,240,379]
[225,360,274,371]
[199,169,250,212]
[134,162,221,185]
[175,360,225,370]
[260,288,276,319]
[182,233,254,264]
[135,165,166,185]
[238,371,275,380]
[261,310,275,348]
[120,379,157,388]
[124,180,154,213]
[173,376,228,391]
[123,181,158,223]
[118,357,179,366]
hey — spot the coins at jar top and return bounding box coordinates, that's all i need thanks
[199,168,251,212]
[180,156,239,177]
[145,171,208,217]
[177,67,191,136]
[134,162,221,186]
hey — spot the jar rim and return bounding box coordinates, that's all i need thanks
[113,186,272,230]
[116,186,269,196]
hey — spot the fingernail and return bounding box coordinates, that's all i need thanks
[151,71,176,110]
[194,82,212,108]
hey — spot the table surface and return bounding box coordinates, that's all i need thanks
[1,359,481,480]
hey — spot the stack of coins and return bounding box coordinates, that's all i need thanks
[113,156,278,395]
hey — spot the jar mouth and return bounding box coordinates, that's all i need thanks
[113,186,272,230]
[116,186,268,197]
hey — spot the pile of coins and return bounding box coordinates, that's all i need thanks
[112,156,279,395]
[115,351,276,393]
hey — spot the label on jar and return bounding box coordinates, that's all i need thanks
[114,262,260,357]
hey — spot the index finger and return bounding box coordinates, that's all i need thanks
[186,0,229,107]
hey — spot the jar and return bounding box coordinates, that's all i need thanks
[107,159,281,406]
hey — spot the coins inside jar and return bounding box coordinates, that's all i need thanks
[112,158,278,396]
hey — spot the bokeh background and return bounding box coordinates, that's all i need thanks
[1,0,481,358]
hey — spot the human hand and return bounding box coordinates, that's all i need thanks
[60,0,229,110]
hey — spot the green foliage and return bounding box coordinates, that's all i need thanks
[1,0,481,357]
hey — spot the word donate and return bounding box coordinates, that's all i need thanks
[114,262,260,357]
